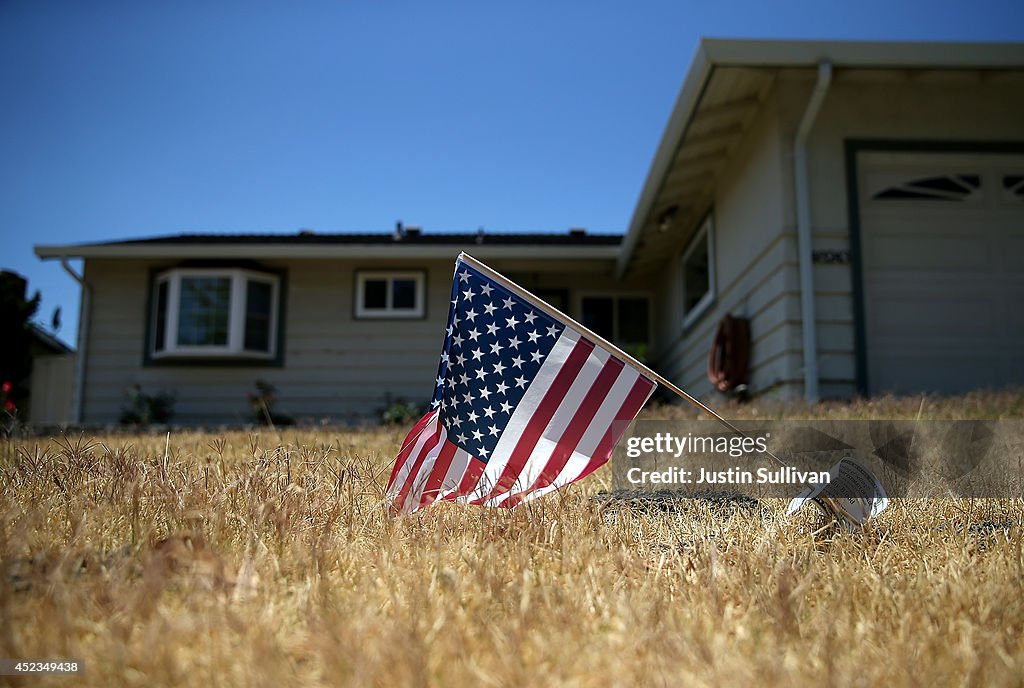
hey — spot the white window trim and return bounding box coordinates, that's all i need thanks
[151,267,280,359]
[680,215,716,331]
[355,270,425,319]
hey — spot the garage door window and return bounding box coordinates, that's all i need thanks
[871,173,981,202]
[1003,175,1024,201]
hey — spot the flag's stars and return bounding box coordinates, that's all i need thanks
[503,296,515,310]
[447,377,458,390]
[527,330,540,343]
[468,328,481,341]
[465,308,478,322]
[487,423,500,436]
[479,386,491,400]
[478,446,490,458]
[450,416,463,428]
[524,311,537,324]
[486,322,499,336]
[475,368,487,381]
[459,270,471,283]
[546,324,560,338]
[454,352,466,367]
[459,373,470,385]
[508,335,521,349]
[484,407,496,420]
[511,355,525,369]
[456,432,468,443]
[483,302,497,316]
[492,360,506,375]
[436,375,445,386]
[505,315,520,329]
[514,375,529,389]
[452,333,463,347]
[446,325,453,336]
[530,350,544,363]
[496,381,509,395]
[462,391,475,405]
[481,283,493,296]
[472,429,483,442]
[467,410,479,424]
[462,288,475,301]
[471,348,484,361]
[489,341,504,355]
[441,351,449,363]
[500,400,513,414]
[431,398,440,408]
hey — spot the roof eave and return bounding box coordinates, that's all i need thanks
[701,37,1024,70]
[616,41,714,279]
[34,243,621,261]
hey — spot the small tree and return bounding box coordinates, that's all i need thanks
[0,271,41,413]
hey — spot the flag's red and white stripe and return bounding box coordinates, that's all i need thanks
[386,329,655,513]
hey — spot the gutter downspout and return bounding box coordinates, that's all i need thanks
[793,60,832,403]
[61,257,89,424]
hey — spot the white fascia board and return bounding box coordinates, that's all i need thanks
[701,38,1024,70]
[34,243,621,261]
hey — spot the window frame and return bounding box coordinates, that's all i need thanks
[679,214,716,332]
[149,267,281,361]
[354,270,426,319]
[576,293,652,347]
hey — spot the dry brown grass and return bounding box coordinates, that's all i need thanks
[2,395,1024,687]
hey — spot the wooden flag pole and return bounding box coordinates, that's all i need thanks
[459,252,788,468]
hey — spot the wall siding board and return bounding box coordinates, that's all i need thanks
[79,257,633,424]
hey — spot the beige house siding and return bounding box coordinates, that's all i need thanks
[652,72,1024,402]
[655,95,801,399]
[79,255,635,425]
[774,72,1024,397]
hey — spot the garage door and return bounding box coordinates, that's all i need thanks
[858,151,1024,395]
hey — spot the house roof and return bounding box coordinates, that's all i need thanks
[617,38,1024,278]
[29,323,74,355]
[35,230,621,261]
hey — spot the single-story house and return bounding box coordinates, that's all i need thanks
[35,38,1024,425]
[35,229,649,425]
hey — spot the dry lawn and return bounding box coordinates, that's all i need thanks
[2,393,1024,687]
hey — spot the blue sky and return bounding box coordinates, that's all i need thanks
[2,0,1022,347]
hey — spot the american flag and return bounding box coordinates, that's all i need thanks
[386,254,657,513]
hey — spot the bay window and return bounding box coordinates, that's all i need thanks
[149,268,281,360]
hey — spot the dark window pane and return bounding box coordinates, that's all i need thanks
[581,297,614,340]
[244,280,273,352]
[683,234,710,313]
[153,280,168,352]
[874,188,955,200]
[363,279,387,309]
[910,175,973,195]
[1004,175,1024,197]
[392,278,417,309]
[177,277,231,346]
[534,289,568,312]
[618,298,649,344]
